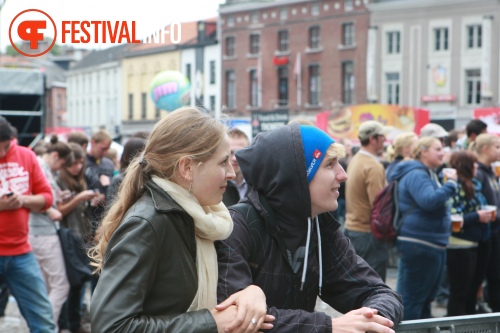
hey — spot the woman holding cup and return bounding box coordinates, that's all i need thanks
[447,151,491,316]
[387,137,457,320]
[467,134,500,314]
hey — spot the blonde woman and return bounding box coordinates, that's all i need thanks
[386,132,418,179]
[387,137,458,320]
[90,107,273,333]
[466,134,500,314]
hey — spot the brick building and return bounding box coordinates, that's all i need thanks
[219,0,371,117]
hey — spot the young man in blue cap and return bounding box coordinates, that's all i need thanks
[216,123,403,333]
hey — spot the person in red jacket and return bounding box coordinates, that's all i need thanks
[0,116,56,333]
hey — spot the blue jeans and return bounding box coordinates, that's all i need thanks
[396,240,446,320]
[0,252,55,333]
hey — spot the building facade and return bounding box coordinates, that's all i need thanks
[180,19,221,116]
[219,0,371,118]
[368,0,500,129]
[122,19,220,136]
[66,44,126,136]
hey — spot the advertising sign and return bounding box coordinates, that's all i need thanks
[316,104,430,141]
[473,107,500,135]
[251,110,289,138]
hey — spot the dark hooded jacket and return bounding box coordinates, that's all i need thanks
[215,123,403,333]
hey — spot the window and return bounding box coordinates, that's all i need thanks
[309,26,321,49]
[226,70,236,109]
[141,92,147,119]
[210,95,216,110]
[466,69,481,105]
[342,23,355,46]
[434,27,449,51]
[311,3,320,16]
[227,16,234,27]
[128,94,133,120]
[386,73,400,105]
[186,64,192,83]
[209,61,216,84]
[309,65,320,106]
[342,61,354,104]
[249,69,258,107]
[387,31,401,54]
[226,36,236,57]
[251,12,259,24]
[250,34,260,55]
[278,67,288,106]
[280,8,288,20]
[467,25,482,49]
[344,0,353,11]
[278,30,289,52]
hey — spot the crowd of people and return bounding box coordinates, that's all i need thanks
[0,109,499,333]
[335,118,500,321]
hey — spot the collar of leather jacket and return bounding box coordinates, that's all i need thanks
[145,180,187,214]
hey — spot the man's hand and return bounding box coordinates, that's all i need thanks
[331,307,394,333]
[215,285,274,333]
[0,192,23,211]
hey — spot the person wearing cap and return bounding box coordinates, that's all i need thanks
[344,120,391,281]
[420,123,449,141]
[216,123,403,333]
[0,117,57,332]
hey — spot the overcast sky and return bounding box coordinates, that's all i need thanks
[0,0,226,52]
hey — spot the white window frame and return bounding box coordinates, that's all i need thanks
[386,72,400,105]
[465,69,481,105]
[434,27,449,51]
[387,31,401,54]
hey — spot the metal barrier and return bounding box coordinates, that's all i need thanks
[396,313,500,333]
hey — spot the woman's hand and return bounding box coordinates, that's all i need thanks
[211,305,238,333]
[478,210,492,223]
[215,285,274,333]
[331,307,395,333]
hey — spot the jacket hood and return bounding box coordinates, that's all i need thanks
[236,123,311,226]
[387,160,428,182]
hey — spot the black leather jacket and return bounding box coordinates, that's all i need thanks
[91,180,217,333]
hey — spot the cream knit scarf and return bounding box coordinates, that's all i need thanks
[152,176,233,311]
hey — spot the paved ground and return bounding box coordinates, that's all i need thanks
[0,268,447,332]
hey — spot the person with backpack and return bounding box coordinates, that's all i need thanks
[216,123,403,333]
[344,121,391,282]
[387,136,457,320]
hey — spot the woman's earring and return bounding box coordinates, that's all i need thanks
[189,183,193,196]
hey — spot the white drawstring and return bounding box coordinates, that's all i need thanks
[300,218,312,291]
[316,216,323,296]
[300,217,323,295]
